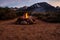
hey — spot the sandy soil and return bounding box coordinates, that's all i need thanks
[0,18,60,40]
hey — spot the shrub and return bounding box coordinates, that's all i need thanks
[32,10,60,22]
[0,7,17,20]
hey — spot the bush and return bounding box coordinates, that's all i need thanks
[32,10,60,22]
[0,7,17,20]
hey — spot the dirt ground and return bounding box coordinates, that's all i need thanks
[0,18,60,40]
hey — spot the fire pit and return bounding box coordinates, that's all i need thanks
[16,12,36,25]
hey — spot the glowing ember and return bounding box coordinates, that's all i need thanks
[25,12,29,19]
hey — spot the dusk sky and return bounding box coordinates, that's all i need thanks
[0,0,60,7]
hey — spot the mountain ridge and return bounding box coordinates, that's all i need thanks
[17,2,57,13]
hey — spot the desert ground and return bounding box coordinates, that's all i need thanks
[0,18,60,40]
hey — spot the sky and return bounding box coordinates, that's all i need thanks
[0,0,60,8]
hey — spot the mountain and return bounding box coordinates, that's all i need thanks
[17,6,28,12]
[27,2,56,12]
[17,2,57,14]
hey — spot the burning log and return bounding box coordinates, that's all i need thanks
[16,12,36,25]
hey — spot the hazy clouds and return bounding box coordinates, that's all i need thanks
[0,0,60,7]
[0,0,33,7]
[48,0,60,2]
[0,0,17,6]
[47,0,60,6]
[0,0,47,7]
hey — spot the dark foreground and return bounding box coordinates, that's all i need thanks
[0,19,60,40]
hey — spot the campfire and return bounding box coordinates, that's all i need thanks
[25,12,29,19]
[16,12,36,25]
[22,12,29,19]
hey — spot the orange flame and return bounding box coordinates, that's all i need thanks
[25,12,29,19]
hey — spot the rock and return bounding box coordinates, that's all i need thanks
[15,17,36,25]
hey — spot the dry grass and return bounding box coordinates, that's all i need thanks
[0,18,60,40]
